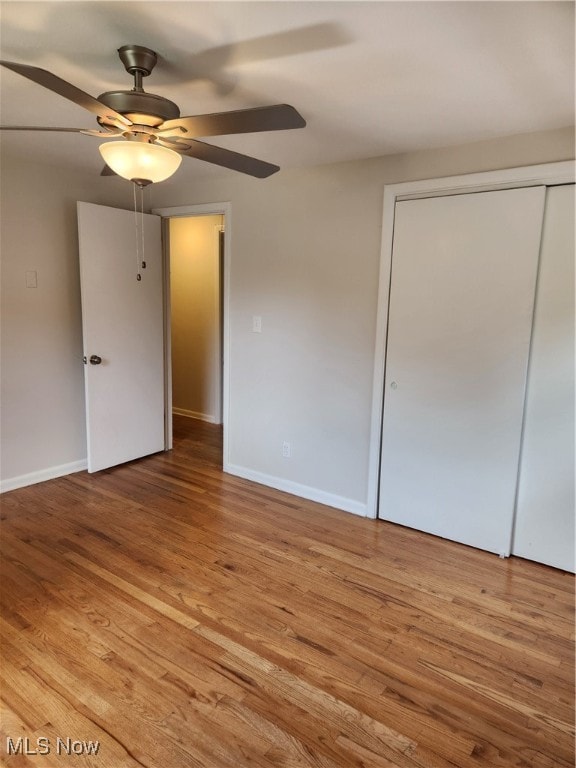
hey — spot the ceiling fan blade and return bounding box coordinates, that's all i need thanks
[0,125,122,137]
[0,60,132,127]
[0,125,87,132]
[101,165,117,176]
[162,104,305,138]
[162,138,279,178]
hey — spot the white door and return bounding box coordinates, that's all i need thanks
[77,202,165,472]
[379,186,545,555]
[513,184,575,572]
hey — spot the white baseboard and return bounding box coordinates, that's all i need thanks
[0,459,88,494]
[224,463,367,518]
[1,455,367,519]
[172,407,217,424]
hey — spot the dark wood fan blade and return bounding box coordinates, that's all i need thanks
[0,125,87,132]
[101,165,117,176]
[0,126,123,138]
[0,60,132,127]
[164,138,279,178]
[162,104,305,138]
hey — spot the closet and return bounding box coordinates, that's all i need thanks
[377,176,574,572]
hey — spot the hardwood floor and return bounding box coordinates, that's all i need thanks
[1,416,574,768]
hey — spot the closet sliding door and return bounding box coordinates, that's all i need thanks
[378,187,545,555]
[513,184,575,572]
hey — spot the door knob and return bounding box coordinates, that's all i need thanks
[89,355,102,365]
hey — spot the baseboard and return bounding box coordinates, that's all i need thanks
[224,463,367,518]
[172,407,217,424]
[1,455,367,517]
[0,459,88,494]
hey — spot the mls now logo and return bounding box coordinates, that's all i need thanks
[6,736,100,756]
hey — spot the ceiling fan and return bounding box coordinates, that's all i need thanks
[0,44,306,183]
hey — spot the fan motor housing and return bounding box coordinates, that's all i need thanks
[97,90,180,128]
[118,45,158,77]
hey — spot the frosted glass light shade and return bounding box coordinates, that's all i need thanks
[99,141,182,183]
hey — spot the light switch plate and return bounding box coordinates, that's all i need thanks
[25,270,37,288]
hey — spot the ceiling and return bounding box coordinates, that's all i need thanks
[1,1,574,181]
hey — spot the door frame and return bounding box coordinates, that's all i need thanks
[152,202,232,465]
[366,160,575,520]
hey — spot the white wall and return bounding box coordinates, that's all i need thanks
[1,127,574,504]
[0,157,136,488]
[170,215,223,423]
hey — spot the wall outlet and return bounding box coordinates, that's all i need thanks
[282,441,291,458]
[252,315,262,333]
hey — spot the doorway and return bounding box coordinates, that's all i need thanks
[169,214,224,429]
[154,201,231,463]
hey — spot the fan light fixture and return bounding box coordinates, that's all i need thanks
[1,46,305,180]
[99,140,182,184]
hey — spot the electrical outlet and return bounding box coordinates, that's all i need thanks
[282,441,291,458]
[252,315,262,333]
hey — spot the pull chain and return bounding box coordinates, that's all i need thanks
[133,182,141,281]
[140,183,146,272]
[132,183,148,281]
